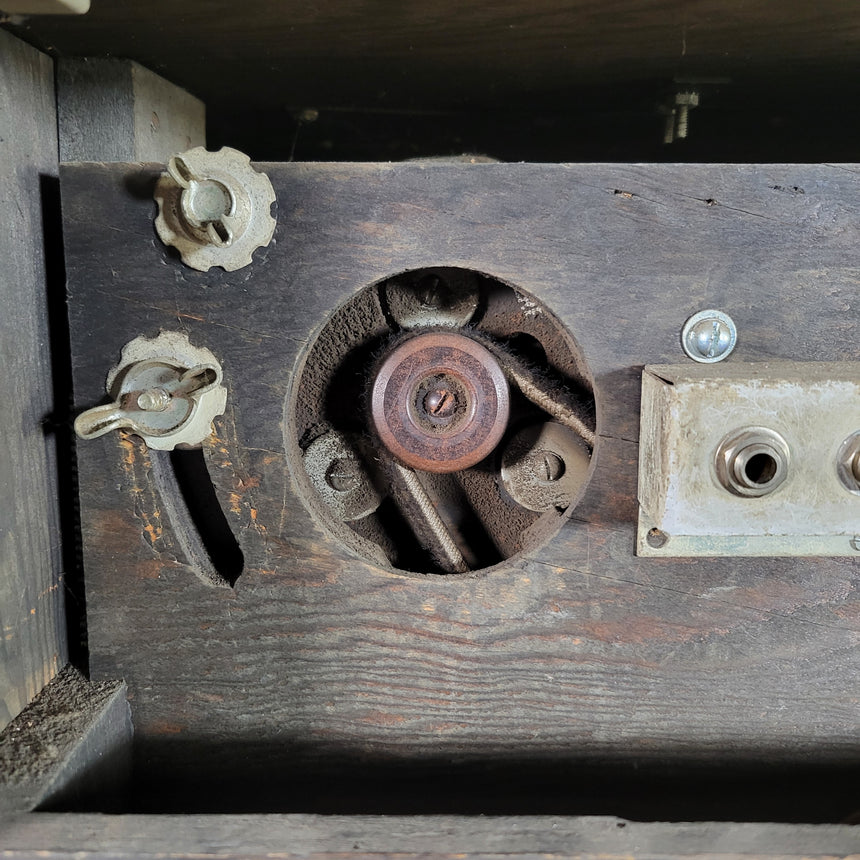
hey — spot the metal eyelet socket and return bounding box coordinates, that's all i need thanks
[714,427,791,498]
[837,431,860,496]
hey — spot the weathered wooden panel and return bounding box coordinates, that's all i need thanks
[61,162,860,815]
[0,29,66,731]
[57,58,205,163]
[0,665,130,812]
[1,812,859,858]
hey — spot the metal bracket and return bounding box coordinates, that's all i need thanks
[637,362,860,557]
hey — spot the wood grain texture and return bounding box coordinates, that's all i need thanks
[57,58,205,163]
[0,665,130,812]
[0,30,66,731]
[2,812,859,858]
[61,162,860,815]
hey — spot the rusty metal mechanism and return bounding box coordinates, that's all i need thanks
[370,331,510,473]
[288,267,596,575]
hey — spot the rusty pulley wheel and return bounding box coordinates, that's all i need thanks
[370,331,511,473]
[288,267,596,575]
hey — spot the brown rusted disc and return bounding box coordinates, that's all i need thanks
[370,331,510,473]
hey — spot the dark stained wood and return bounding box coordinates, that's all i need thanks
[61,161,860,815]
[57,57,205,163]
[0,665,130,812]
[2,812,859,858]
[22,2,860,116]
[0,29,66,731]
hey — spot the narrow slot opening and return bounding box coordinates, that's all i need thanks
[166,448,244,587]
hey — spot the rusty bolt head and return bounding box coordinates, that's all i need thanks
[424,387,456,418]
[325,458,361,493]
[370,331,510,473]
[500,422,591,512]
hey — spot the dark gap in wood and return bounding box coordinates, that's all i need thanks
[504,332,549,367]
[95,742,860,821]
[368,497,436,572]
[438,469,505,569]
[201,94,860,164]
[167,448,244,587]
[39,173,87,674]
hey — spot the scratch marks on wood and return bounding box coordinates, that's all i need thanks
[117,433,164,551]
[529,559,860,634]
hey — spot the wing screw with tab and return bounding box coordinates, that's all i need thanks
[154,146,276,272]
[74,331,227,450]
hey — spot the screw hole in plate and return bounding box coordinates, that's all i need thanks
[646,527,669,549]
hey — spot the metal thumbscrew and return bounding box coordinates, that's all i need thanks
[154,146,277,272]
[681,309,738,363]
[168,154,236,248]
[73,331,227,451]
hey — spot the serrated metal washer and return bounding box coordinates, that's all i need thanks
[154,146,276,272]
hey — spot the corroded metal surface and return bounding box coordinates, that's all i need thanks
[154,146,276,272]
[370,331,510,473]
[73,331,227,451]
[637,362,860,556]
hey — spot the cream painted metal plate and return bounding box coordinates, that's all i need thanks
[637,362,860,557]
[2,0,88,12]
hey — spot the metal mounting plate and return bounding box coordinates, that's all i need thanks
[637,362,860,557]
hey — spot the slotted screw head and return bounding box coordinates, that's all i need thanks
[535,450,566,483]
[417,274,450,309]
[681,309,737,363]
[325,458,361,493]
[423,385,458,419]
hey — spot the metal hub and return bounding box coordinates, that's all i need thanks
[288,267,596,574]
[370,331,510,473]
